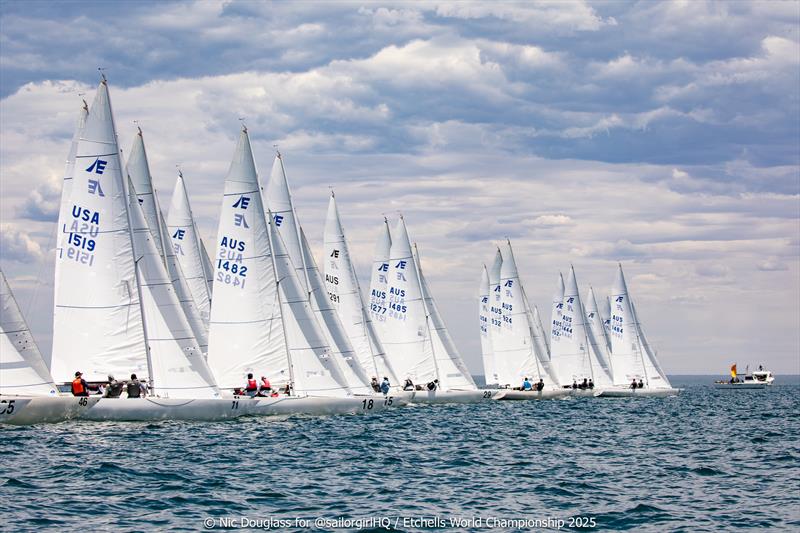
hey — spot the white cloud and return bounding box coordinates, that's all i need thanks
[0,223,44,263]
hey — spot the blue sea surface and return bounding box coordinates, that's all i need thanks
[2,376,799,532]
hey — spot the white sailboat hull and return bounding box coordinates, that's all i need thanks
[595,387,680,398]
[253,394,407,415]
[498,389,571,400]
[410,389,500,404]
[75,393,409,421]
[0,396,100,425]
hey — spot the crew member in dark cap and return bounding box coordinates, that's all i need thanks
[71,371,89,397]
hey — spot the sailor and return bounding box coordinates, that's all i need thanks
[426,379,439,391]
[637,379,644,389]
[630,379,638,390]
[259,376,271,396]
[244,373,258,397]
[71,371,89,397]
[380,377,391,395]
[105,374,124,398]
[588,378,594,390]
[127,374,146,398]
[370,377,381,393]
[536,379,545,392]
[579,378,588,390]
[522,377,532,391]
[572,380,578,390]
[403,378,414,391]
[282,383,291,395]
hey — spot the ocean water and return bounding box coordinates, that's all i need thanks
[2,376,799,532]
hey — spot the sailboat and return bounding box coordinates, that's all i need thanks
[127,128,208,353]
[492,240,565,400]
[265,154,377,397]
[323,192,409,398]
[166,169,214,333]
[595,264,679,397]
[48,78,256,421]
[205,127,400,415]
[381,217,496,403]
[550,266,613,395]
[0,269,99,424]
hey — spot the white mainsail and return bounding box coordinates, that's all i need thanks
[167,171,214,329]
[368,218,392,336]
[487,248,504,379]
[415,245,477,390]
[265,154,372,394]
[206,128,290,389]
[268,214,352,397]
[51,80,148,382]
[551,266,612,387]
[585,285,613,372]
[127,130,208,353]
[0,270,57,396]
[479,265,498,386]
[323,193,399,384]
[53,101,88,336]
[549,273,565,360]
[493,240,551,387]
[381,217,436,385]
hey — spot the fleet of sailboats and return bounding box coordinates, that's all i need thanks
[1,77,678,425]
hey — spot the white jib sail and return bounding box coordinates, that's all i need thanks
[415,246,476,390]
[381,217,436,385]
[608,264,651,386]
[206,128,290,390]
[368,218,392,338]
[51,80,148,383]
[127,178,219,398]
[167,171,214,328]
[0,270,58,396]
[553,266,612,387]
[585,286,613,374]
[127,130,208,353]
[264,154,372,394]
[324,193,399,384]
[493,240,548,388]
[531,304,551,361]
[479,265,498,386]
[631,300,672,388]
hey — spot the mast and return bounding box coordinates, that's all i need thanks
[265,208,296,394]
[412,241,442,386]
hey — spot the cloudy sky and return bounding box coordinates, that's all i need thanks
[1,1,798,375]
